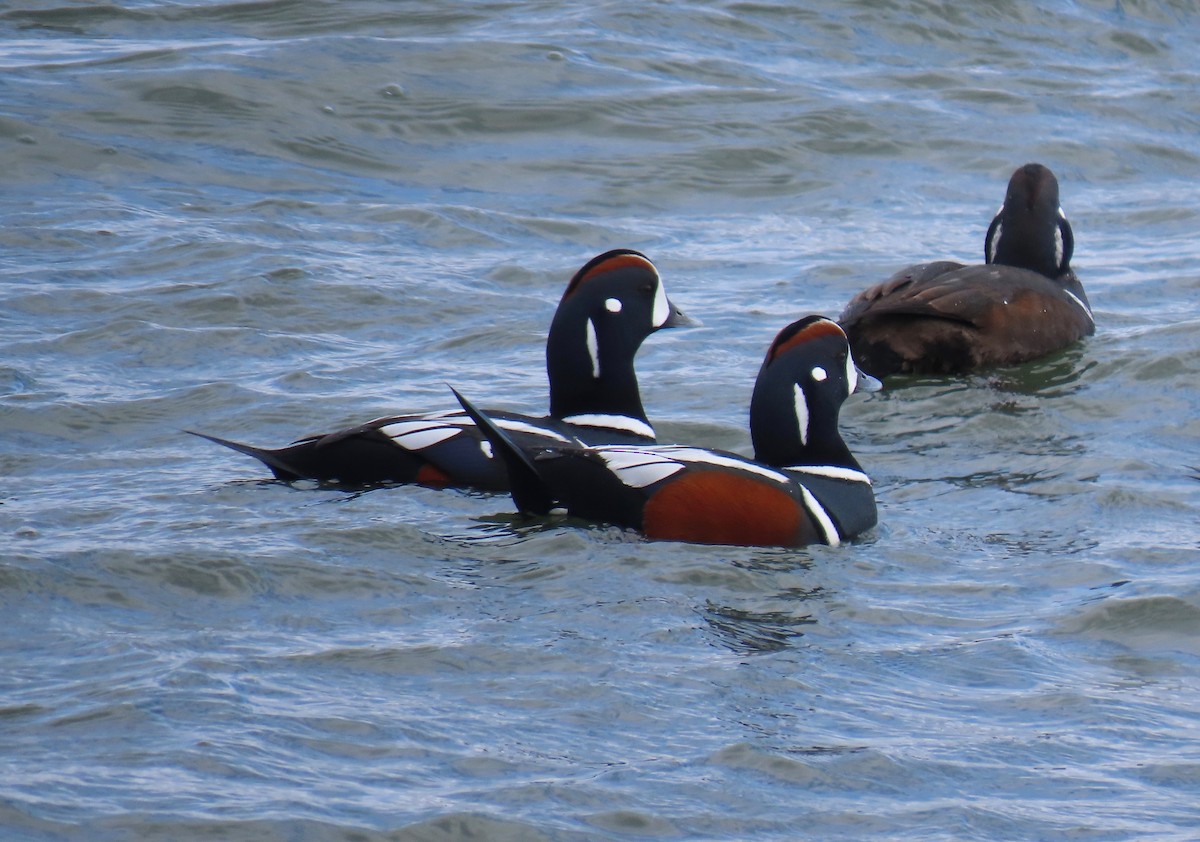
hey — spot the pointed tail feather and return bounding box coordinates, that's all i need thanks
[186,430,304,482]
[448,387,555,515]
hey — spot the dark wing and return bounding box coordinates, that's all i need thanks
[840,261,975,327]
[842,263,1090,331]
[840,264,1094,374]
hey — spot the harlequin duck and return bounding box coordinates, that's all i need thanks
[454,316,879,548]
[839,163,1094,376]
[191,249,695,490]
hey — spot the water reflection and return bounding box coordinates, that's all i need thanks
[701,550,825,654]
[702,601,818,654]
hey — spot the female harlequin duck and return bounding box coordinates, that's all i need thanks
[454,316,879,548]
[839,163,1094,376]
[191,249,695,490]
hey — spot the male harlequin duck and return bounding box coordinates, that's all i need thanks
[191,249,695,490]
[839,163,1094,376]
[454,316,879,548]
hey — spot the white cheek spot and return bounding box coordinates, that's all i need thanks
[605,297,622,313]
[845,355,858,394]
[586,318,600,379]
[794,383,809,446]
[480,440,494,459]
[989,221,1003,263]
[651,278,670,328]
[811,366,827,382]
[1054,227,1064,268]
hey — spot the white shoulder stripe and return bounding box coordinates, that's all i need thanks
[657,446,791,484]
[599,449,687,488]
[784,465,872,484]
[1062,289,1094,324]
[380,421,461,450]
[494,419,574,443]
[562,414,655,440]
[598,445,792,486]
[380,414,574,451]
[798,485,840,548]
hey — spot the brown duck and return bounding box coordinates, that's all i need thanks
[840,163,1094,376]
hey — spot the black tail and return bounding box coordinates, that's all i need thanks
[186,430,304,481]
[449,387,555,515]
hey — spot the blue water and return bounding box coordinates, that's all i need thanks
[2,1,1199,839]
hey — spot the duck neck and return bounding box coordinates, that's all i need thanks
[750,387,860,471]
[546,314,649,424]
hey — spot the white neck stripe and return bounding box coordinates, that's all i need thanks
[585,318,600,379]
[793,383,809,446]
[785,465,872,484]
[562,414,656,440]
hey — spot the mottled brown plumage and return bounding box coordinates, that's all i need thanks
[841,164,1094,376]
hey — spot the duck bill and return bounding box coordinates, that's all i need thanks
[662,301,701,329]
[855,365,883,393]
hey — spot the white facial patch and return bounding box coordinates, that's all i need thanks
[811,366,827,382]
[794,383,809,446]
[651,277,670,328]
[605,297,622,313]
[479,440,494,459]
[845,354,858,394]
[586,318,600,379]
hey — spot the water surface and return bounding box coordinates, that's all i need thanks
[2,1,1199,839]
